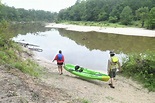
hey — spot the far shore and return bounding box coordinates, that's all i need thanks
[46,23,155,37]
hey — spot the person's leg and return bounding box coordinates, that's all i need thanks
[108,70,112,85]
[110,71,115,88]
[110,78,113,85]
[57,63,63,75]
[108,70,115,88]
[109,72,113,86]
[110,78,115,88]
[109,78,112,86]
[58,65,61,74]
[60,65,63,74]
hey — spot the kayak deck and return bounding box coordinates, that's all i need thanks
[64,64,110,81]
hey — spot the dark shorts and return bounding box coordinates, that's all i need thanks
[109,69,116,78]
[57,62,63,66]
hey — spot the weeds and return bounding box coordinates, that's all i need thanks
[0,21,43,77]
[122,51,155,91]
[60,20,127,28]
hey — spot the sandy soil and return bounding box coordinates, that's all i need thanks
[46,23,155,37]
[0,48,78,103]
[33,54,155,103]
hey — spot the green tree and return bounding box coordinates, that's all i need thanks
[120,6,133,25]
[75,0,81,4]
[108,16,118,23]
[136,7,149,27]
[0,3,57,22]
[57,0,155,27]
[109,8,118,23]
[97,11,108,21]
[146,7,155,29]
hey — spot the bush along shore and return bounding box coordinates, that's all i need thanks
[122,51,155,92]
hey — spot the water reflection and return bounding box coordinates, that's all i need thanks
[6,23,51,38]
[13,28,155,72]
[58,28,155,53]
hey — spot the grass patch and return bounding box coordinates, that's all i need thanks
[74,98,90,103]
[0,41,44,77]
[13,58,42,77]
[105,96,114,100]
[0,21,45,78]
[58,20,137,28]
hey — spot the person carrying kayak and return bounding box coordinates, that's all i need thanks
[53,50,65,75]
[107,51,121,88]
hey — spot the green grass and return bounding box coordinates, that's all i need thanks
[0,21,44,77]
[58,20,143,28]
[0,41,43,77]
[74,98,90,103]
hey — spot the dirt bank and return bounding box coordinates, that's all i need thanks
[0,48,80,103]
[33,53,155,103]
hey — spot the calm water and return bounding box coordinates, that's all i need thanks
[12,28,155,72]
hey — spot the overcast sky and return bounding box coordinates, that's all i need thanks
[2,0,77,12]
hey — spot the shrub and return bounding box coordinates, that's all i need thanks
[122,51,155,91]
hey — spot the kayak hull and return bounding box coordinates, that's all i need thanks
[64,64,110,82]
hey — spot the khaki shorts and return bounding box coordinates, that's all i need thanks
[109,69,116,78]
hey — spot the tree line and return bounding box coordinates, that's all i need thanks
[58,0,155,29]
[0,3,57,22]
[1,0,155,29]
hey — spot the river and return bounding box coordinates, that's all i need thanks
[12,28,155,72]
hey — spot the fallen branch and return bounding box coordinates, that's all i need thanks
[16,42,39,47]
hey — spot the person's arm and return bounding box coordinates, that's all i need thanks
[118,61,121,71]
[52,55,57,62]
[107,60,110,75]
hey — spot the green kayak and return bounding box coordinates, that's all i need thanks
[64,64,110,82]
